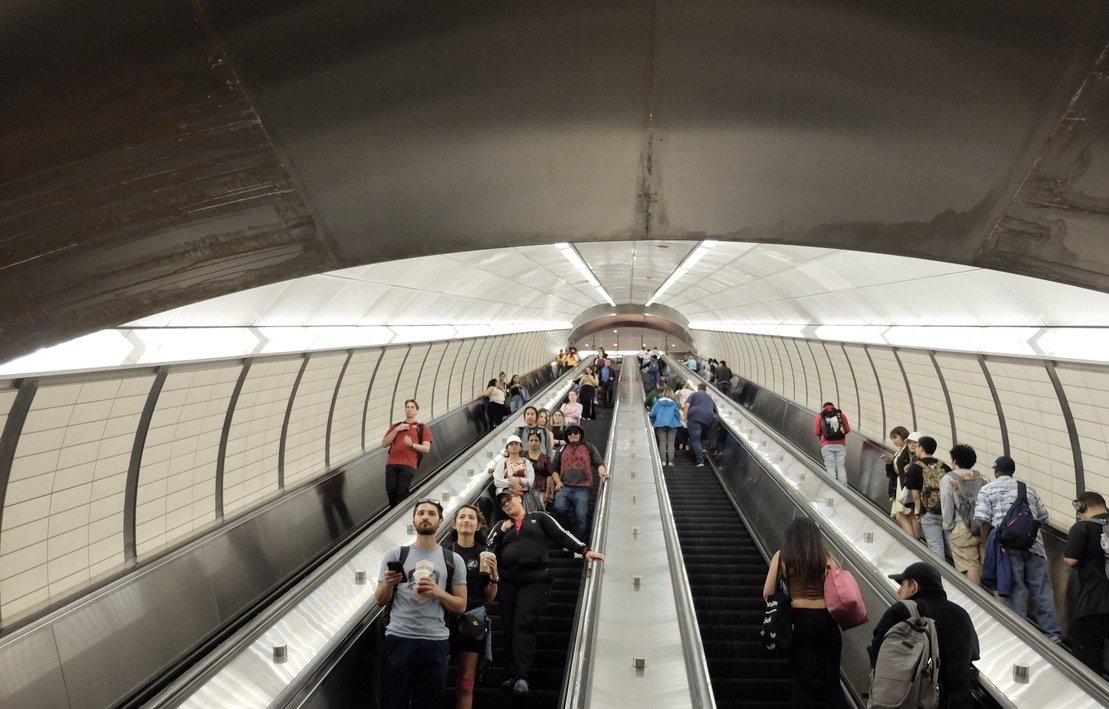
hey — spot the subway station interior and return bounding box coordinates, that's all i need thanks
[5,1,1109,707]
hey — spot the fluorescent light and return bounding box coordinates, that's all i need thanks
[555,243,616,306]
[646,240,718,306]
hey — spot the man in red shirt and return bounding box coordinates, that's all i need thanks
[382,399,433,508]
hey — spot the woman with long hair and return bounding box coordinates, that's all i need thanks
[577,366,600,420]
[448,505,498,709]
[491,435,538,512]
[523,431,552,506]
[482,378,509,429]
[761,517,849,709]
[549,409,567,449]
[649,387,682,466]
[560,390,583,426]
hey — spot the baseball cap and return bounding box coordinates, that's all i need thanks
[992,455,1016,474]
[496,490,514,503]
[564,424,585,438]
[888,562,943,590]
[505,434,522,446]
[906,431,923,442]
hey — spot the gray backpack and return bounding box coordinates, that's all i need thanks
[868,600,940,709]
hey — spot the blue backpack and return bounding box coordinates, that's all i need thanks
[997,482,1040,551]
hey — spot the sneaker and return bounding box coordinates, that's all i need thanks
[695,462,704,468]
[513,679,530,695]
[500,677,516,691]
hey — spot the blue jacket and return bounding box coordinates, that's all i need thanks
[981,527,1013,597]
[650,397,683,429]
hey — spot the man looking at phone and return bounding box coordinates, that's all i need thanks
[382,399,432,508]
[376,500,467,709]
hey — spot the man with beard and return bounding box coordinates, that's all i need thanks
[376,500,467,709]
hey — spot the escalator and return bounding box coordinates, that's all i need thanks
[662,457,795,708]
[444,387,612,708]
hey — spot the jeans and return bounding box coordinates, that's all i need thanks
[920,512,946,557]
[381,635,450,709]
[1006,550,1062,640]
[688,420,707,464]
[789,608,848,709]
[820,444,847,481]
[655,427,676,463]
[552,486,591,543]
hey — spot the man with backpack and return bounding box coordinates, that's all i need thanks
[382,398,432,508]
[814,402,851,482]
[974,455,1063,642]
[912,436,952,558]
[940,445,986,585]
[549,425,608,544]
[1063,491,1109,671]
[376,500,467,709]
[868,562,979,709]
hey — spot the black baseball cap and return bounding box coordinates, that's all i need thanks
[992,455,1016,474]
[496,490,514,503]
[564,424,585,438]
[888,562,943,590]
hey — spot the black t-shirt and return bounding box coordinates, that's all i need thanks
[903,462,925,492]
[451,542,486,611]
[1064,514,1109,619]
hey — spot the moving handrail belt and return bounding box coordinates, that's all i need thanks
[669,355,1109,709]
[151,363,593,708]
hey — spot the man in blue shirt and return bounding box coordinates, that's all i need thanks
[974,456,1062,642]
[682,383,718,467]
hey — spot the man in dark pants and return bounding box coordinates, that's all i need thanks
[381,398,432,508]
[375,500,467,709]
[1064,491,1109,672]
[869,562,979,708]
[489,491,605,695]
[682,383,718,467]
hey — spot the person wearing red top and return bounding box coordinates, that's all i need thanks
[382,399,433,508]
[813,402,851,482]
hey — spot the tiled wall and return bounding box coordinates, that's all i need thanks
[0,373,154,621]
[696,330,1106,531]
[0,330,566,628]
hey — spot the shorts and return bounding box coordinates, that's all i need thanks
[948,521,983,575]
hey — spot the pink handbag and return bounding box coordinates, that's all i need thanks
[824,568,868,629]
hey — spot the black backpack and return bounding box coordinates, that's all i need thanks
[820,409,846,441]
[997,482,1040,551]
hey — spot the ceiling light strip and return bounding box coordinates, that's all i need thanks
[555,243,616,306]
[645,240,718,306]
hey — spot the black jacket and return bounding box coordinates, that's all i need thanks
[487,512,587,583]
[868,588,980,709]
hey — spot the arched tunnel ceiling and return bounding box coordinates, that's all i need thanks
[3,1,1109,361]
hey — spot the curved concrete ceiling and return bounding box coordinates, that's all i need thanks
[3,1,1109,361]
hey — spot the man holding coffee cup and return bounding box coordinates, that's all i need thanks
[376,499,467,709]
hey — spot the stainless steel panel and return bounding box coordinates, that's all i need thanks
[52,549,220,709]
[0,626,69,709]
[205,509,307,621]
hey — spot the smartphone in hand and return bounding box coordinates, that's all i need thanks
[386,561,406,581]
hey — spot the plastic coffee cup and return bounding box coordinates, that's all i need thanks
[412,568,432,584]
[480,551,495,574]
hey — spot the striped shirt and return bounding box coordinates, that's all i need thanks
[973,476,1049,557]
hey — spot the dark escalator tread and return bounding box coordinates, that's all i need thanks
[662,461,795,707]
